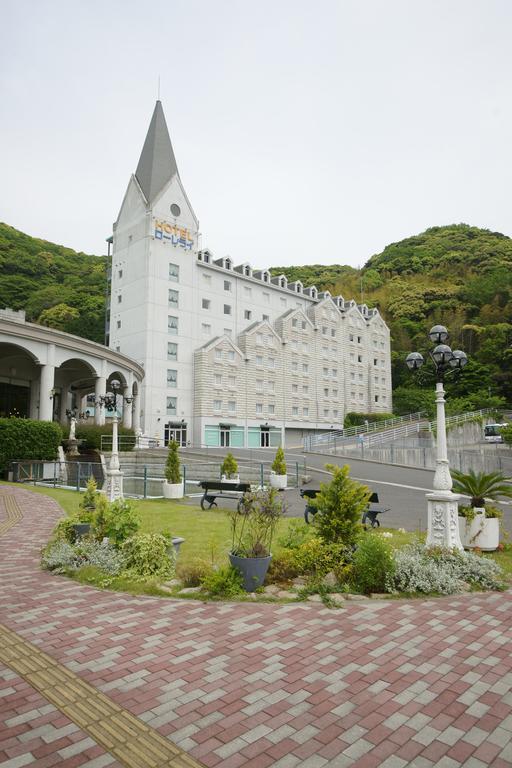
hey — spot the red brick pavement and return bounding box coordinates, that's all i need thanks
[1,485,512,767]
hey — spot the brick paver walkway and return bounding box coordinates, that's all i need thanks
[1,486,512,767]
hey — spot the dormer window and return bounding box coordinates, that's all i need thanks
[311,288,317,298]
[225,258,232,270]
[280,277,286,288]
[245,266,251,277]
[263,272,269,283]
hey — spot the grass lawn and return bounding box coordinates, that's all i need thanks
[3,482,512,583]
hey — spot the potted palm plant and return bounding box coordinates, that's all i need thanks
[163,440,184,499]
[228,487,284,591]
[452,469,512,551]
[221,452,239,484]
[270,446,287,489]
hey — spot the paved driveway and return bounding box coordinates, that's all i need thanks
[1,485,512,767]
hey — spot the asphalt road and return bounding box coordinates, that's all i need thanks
[181,446,512,535]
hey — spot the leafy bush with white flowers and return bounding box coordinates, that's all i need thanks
[387,543,504,595]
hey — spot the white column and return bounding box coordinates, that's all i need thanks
[132,388,141,433]
[39,364,55,421]
[95,376,106,425]
[59,387,71,423]
[425,381,463,551]
[30,378,40,420]
[122,386,133,429]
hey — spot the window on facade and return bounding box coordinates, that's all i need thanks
[358,336,362,344]
[214,374,222,386]
[262,314,269,322]
[301,321,306,329]
[280,298,287,307]
[244,286,252,296]
[224,280,231,291]
[256,379,263,391]
[323,409,329,417]
[213,399,222,411]
[374,358,378,366]
[302,363,309,373]
[202,323,211,336]
[322,326,328,335]
[303,385,309,394]
[116,320,121,329]
[351,391,356,400]
[168,316,178,334]
[268,404,275,414]
[302,342,308,353]
[224,304,231,315]
[224,328,232,337]
[256,403,263,414]
[263,292,270,304]
[292,383,298,393]
[375,395,379,403]
[303,407,309,417]
[166,397,177,415]
[168,289,179,308]
[358,355,363,363]
[168,342,178,361]
[227,350,235,361]
[256,333,263,344]
[228,400,236,413]
[117,295,122,303]
[215,349,222,361]
[169,263,179,281]
[268,358,275,368]
[323,367,329,376]
[333,409,339,418]
[291,340,298,351]
[256,355,263,366]
[291,361,298,372]
[292,318,298,328]
[359,392,364,401]
[267,335,274,347]
[267,380,275,392]
[324,388,329,397]
[115,345,120,352]
[228,375,236,387]
[202,273,211,284]
[202,298,210,310]
[292,406,298,416]
[118,269,123,279]
[349,334,354,342]
[332,368,338,377]
[331,329,336,338]
[350,372,355,381]
[332,388,338,398]
[244,310,252,320]
[167,369,177,387]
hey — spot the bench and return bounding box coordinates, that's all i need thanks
[301,489,390,527]
[199,481,252,511]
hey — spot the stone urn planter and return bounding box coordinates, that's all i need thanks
[229,553,272,591]
[269,471,287,490]
[162,480,184,499]
[221,474,240,485]
[458,509,500,551]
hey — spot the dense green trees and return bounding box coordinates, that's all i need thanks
[2,221,511,410]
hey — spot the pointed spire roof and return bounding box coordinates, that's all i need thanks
[135,101,179,204]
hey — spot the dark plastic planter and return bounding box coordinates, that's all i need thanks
[72,523,91,539]
[229,553,272,592]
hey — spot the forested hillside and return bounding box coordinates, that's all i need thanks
[0,223,107,343]
[2,221,511,415]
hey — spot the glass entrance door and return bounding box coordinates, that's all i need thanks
[220,427,231,447]
[165,424,187,446]
[260,428,270,447]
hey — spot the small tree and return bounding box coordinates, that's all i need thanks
[221,452,238,479]
[271,446,287,476]
[79,477,98,521]
[165,440,181,484]
[312,464,370,547]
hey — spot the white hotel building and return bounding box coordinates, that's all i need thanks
[108,101,392,448]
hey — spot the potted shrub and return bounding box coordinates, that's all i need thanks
[221,452,239,484]
[228,487,284,591]
[163,440,184,499]
[452,469,512,551]
[270,446,287,490]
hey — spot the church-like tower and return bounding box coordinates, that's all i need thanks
[109,101,199,439]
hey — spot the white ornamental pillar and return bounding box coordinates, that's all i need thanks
[59,387,71,423]
[39,364,55,421]
[132,388,141,433]
[425,382,463,551]
[122,386,133,429]
[95,376,106,425]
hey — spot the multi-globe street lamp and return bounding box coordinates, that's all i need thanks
[406,325,468,550]
[96,379,125,501]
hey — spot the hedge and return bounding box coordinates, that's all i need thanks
[0,418,63,471]
[64,424,136,451]
[343,412,394,429]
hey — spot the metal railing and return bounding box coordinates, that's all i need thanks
[304,411,427,452]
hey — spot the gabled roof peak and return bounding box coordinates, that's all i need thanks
[135,101,179,204]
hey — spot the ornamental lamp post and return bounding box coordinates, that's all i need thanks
[405,325,468,550]
[97,379,124,501]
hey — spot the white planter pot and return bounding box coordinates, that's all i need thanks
[221,474,240,484]
[458,510,500,551]
[163,480,184,499]
[270,472,287,490]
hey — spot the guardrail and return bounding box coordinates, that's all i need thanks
[304,411,427,452]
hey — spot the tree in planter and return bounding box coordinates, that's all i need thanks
[311,464,370,548]
[221,452,238,480]
[271,447,287,476]
[451,469,512,509]
[165,440,182,484]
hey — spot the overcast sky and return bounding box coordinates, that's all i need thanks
[1,0,511,269]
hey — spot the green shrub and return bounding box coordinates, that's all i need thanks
[271,446,287,475]
[72,424,135,451]
[176,558,214,587]
[277,519,313,551]
[93,498,140,546]
[164,440,181,483]
[221,452,238,478]
[292,537,347,579]
[266,550,301,582]
[311,464,369,547]
[351,534,395,594]
[78,477,98,521]
[122,533,175,579]
[0,417,62,471]
[200,566,244,597]
[343,412,394,429]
